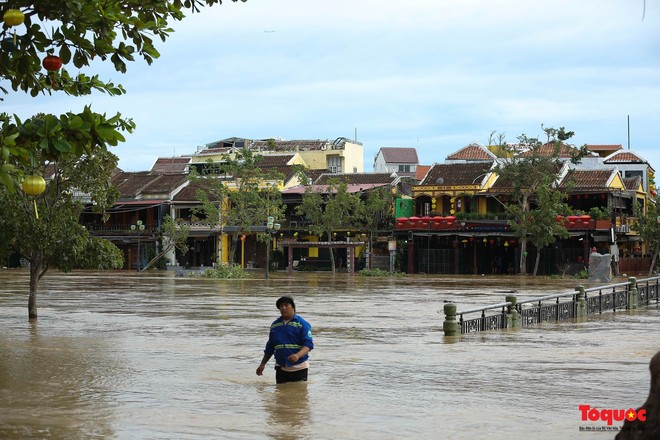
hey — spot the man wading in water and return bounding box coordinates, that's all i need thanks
[256,295,314,384]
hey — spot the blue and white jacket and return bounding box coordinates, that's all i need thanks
[264,314,314,368]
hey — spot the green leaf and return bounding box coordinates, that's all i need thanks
[0,171,16,193]
[68,116,83,129]
[59,44,72,64]
[53,138,72,153]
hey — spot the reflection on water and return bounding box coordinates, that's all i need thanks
[0,269,658,439]
[262,382,310,440]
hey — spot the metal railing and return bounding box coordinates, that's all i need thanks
[457,302,510,334]
[448,276,659,336]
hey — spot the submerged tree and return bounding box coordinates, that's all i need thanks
[525,181,570,276]
[142,215,190,271]
[633,197,660,276]
[495,127,585,275]
[296,180,363,273]
[0,111,125,319]
[0,1,246,320]
[359,186,395,269]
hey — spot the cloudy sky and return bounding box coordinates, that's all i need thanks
[8,0,660,172]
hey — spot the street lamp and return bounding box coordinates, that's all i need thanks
[131,220,145,271]
[265,216,281,279]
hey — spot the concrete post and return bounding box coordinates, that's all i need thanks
[443,303,460,337]
[575,285,586,321]
[628,277,638,309]
[505,295,520,329]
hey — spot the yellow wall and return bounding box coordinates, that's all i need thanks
[296,141,364,173]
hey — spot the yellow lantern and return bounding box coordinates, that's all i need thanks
[22,175,46,195]
[22,175,46,219]
[3,9,24,26]
[3,9,24,45]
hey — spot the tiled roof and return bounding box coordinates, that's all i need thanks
[112,172,161,198]
[420,162,494,186]
[559,169,615,190]
[314,172,396,185]
[489,162,565,191]
[195,146,233,157]
[586,144,622,152]
[379,147,418,164]
[604,151,647,164]
[255,154,295,167]
[112,172,189,198]
[251,139,333,152]
[623,176,642,191]
[446,144,496,161]
[141,174,188,195]
[253,155,298,183]
[517,142,586,159]
[415,165,431,181]
[200,137,359,155]
[282,183,390,195]
[150,157,191,174]
[171,180,219,202]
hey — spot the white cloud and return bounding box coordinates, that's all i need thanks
[5,0,660,171]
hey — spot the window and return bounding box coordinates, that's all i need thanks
[327,156,342,173]
[398,165,411,173]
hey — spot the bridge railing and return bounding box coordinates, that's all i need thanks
[443,276,660,336]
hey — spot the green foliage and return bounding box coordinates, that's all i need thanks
[296,179,363,236]
[198,264,252,279]
[360,186,395,231]
[575,269,590,279]
[0,146,121,274]
[0,1,243,188]
[74,237,124,269]
[588,206,610,220]
[295,180,365,273]
[1,108,134,192]
[632,198,660,275]
[526,182,570,275]
[356,268,405,277]
[496,126,579,274]
[0,1,243,98]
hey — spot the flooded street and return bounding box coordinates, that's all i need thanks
[1,269,658,439]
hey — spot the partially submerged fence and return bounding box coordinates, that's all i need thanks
[442,276,660,336]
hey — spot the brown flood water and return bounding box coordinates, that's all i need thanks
[0,269,658,439]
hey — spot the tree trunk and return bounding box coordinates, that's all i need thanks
[28,257,46,321]
[649,243,660,276]
[533,248,541,276]
[142,243,175,271]
[329,247,336,273]
[519,239,528,275]
[229,232,238,265]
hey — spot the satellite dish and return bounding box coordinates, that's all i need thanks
[436,177,444,184]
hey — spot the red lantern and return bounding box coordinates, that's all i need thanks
[42,54,62,71]
[42,55,63,88]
